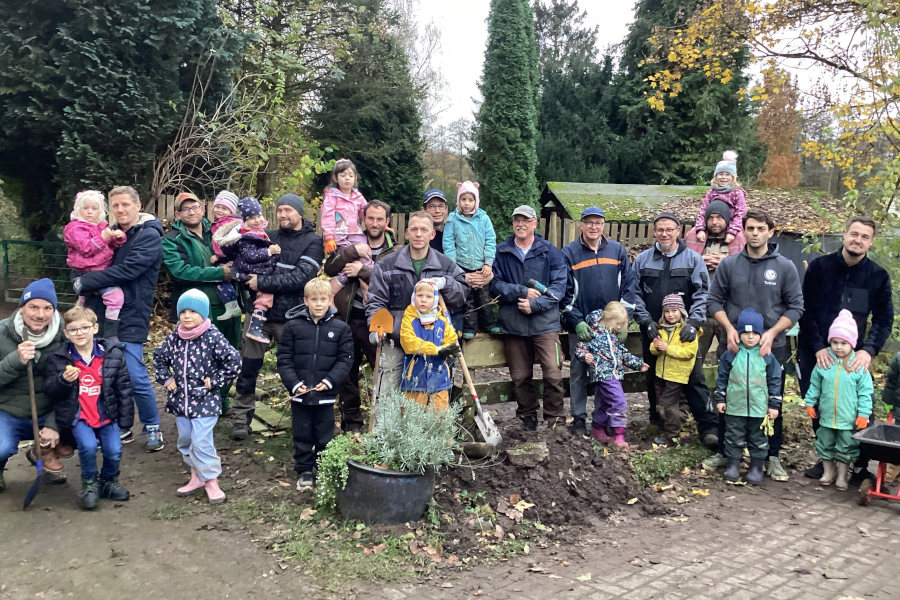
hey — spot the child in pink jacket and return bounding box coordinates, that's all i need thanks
[207,190,242,321]
[321,158,373,296]
[694,150,747,244]
[63,190,126,341]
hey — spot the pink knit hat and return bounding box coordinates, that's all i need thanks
[456,181,480,214]
[213,190,239,216]
[660,293,688,321]
[828,309,858,347]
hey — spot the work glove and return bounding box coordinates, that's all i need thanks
[368,331,384,346]
[679,320,700,343]
[855,416,869,429]
[324,238,337,254]
[423,276,446,290]
[642,322,659,341]
[437,343,461,359]
[805,406,817,419]
[72,277,83,295]
[575,321,592,342]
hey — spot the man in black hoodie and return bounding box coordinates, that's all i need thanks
[231,193,324,440]
[708,208,804,481]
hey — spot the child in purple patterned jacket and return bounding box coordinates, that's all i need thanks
[694,150,747,245]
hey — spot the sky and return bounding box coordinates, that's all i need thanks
[417,1,637,126]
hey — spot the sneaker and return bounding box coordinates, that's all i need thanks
[702,452,728,470]
[804,460,824,479]
[653,435,675,447]
[145,425,164,453]
[766,456,789,481]
[296,472,314,490]
[700,431,719,449]
[488,327,501,335]
[569,416,587,436]
[99,477,130,501]
[120,429,134,444]
[462,332,476,340]
[521,416,538,431]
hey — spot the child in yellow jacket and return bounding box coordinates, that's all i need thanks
[649,294,699,445]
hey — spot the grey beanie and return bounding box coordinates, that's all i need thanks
[705,199,731,224]
[653,212,680,226]
[276,193,305,215]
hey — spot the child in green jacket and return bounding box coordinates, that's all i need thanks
[803,310,874,491]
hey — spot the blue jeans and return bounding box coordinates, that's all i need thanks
[568,334,591,420]
[0,409,50,465]
[175,416,221,481]
[122,342,160,430]
[72,420,121,480]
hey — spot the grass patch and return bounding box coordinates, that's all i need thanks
[151,503,188,521]
[630,441,710,486]
[225,500,265,522]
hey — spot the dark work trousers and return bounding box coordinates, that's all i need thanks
[462,268,498,334]
[723,415,768,461]
[504,333,565,420]
[337,308,377,431]
[291,402,335,475]
[643,332,717,437]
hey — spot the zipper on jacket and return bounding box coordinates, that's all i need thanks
[745,351,751,416]
[833,365,840,428]
[182,340,191,416]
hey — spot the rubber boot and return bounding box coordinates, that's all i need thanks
[590,426,613,444]
[612,427,628,449]
[818,460,836,486]
[103,318,120,344]
[80,477,100,510]
[176,469,205,497]
[245,309,270,344]
[99,476,130,501]
[746,459,765,486]
[724,460,741,482]
[835,462,850,491]
[218,300,242,321]
[204,478,226,504]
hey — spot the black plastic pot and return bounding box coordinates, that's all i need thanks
[337,460,435,524]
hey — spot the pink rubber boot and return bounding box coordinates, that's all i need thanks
[612,427,628,449]
[176,469,204,497]
[204,479,226,504]
[590,427,613,444]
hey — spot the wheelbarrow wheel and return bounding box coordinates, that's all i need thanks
[857,478,873,506]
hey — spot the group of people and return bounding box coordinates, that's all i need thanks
[0,152,894,506]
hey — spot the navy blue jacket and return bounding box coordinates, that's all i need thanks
[633,239,709,329]
[80,214,163,343]
[561,234,636,329]
[490,234,567,336]
[255,222,324,323]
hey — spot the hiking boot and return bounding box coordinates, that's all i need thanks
[700,431,719,449]
[835,462,850,491]
[218,300,242,321]
[612,427,628,449]
[702,452,728,470]
[99,476,130,501]
[746,459,765,486]
[120,429,134,444]
[55,444,75,459]
[590,427,613,444]
[804,460,824,479]
[177,469,205,497]
[204,479,226,504]
[521,416,538,431]
[246,309,270,344]
[296,472,314,490]
[27,444,64,473]
[145,425,164,452]
[723,459,741,483]
[766,456,789,481]
[80,477,100,510]
[569,416,587,436]
[818,460,836,486]
[231,421,249,441]
[545,417,567,430]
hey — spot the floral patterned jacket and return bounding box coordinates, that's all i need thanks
[574,310,644,383]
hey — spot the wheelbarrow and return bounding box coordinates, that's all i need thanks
[853,410,900,506]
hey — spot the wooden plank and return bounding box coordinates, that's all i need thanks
[548,213,561,247]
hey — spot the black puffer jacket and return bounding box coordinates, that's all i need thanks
[276,306,354,405]
[255,222,324,323]
[44,340,134,430]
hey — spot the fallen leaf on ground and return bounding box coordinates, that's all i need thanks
[858,526,870,537]
[299,508,316,521]
[474,591,483,597]
[691,488,710,496]
[276,481,290,487]
[577,573,592,581]
[509,493,521,504]
[513,500,534,512]
[232,449,242,454]
[441,583,453,588]
[627,498,638,505]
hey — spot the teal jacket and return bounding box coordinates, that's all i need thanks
[442,208,496,270]
[715,344,782,418]
[804,350,873,430]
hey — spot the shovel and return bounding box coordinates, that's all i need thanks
[368,308,394,432]
[23,336,43,509]
[438,296,501,446]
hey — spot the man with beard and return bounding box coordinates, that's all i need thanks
[323,200,400,432]
[423,189,450,253]
[708,208,804,481]
[798,216,893,483]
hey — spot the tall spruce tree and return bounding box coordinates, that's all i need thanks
[0,0,241,236]
[472,0,539,235]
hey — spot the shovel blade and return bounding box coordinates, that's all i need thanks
[23,462,43,510]
[473,399,502,446]
[369,308,394,335]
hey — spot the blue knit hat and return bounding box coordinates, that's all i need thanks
[238,197,263,221]
[20,278,57,310]
[737,308,764,335]
[176,289,209,319]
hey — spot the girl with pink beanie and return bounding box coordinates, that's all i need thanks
[802,310,874,491]
[207,190,242,321]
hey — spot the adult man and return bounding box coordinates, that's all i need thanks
[366,211,469,396]
[0,279,67,491]
[633,213,718,448]
[76,186,164,451]
[161,192,240,348]
[490,205,568,430]
[231,193,324,440]
[685,200,746,361]
[324,200,400,432]
[798,216,893,481]
[708,208,804,480]
[561,206,636,435]
[423,189,450,253]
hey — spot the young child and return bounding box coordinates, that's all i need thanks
[153,289,241,504]
[715,308,782,486]
[442,181,499,339]
[399,279,461,411]
[215,197,281,344]
[649,294,699,446]
[575,301,649,447]
[276,279,353,490]
[63,190,126,341]
[803,310,874,491]
[45,306,133,510]
[321,158,373,296]
[694,150,746,245]
[207,190,242,321]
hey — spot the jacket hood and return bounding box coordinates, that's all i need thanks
[652,238,687,259]
[739,241,781,261]
[116,213,163,236]
[284,304,337,322]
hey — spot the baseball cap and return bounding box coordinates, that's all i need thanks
[580,207,605,220]
[176,192,201,210]
[423,189,447,205]
[512,205,537,219]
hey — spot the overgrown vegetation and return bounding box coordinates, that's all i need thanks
[629,441,709,487]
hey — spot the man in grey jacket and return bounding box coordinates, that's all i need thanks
[707,208,804,480]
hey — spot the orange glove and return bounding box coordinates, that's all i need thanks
[855,416,869,429]
[324,238,337,254]
[805,406,817,419]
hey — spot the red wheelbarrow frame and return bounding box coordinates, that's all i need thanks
[856,410,900,506]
